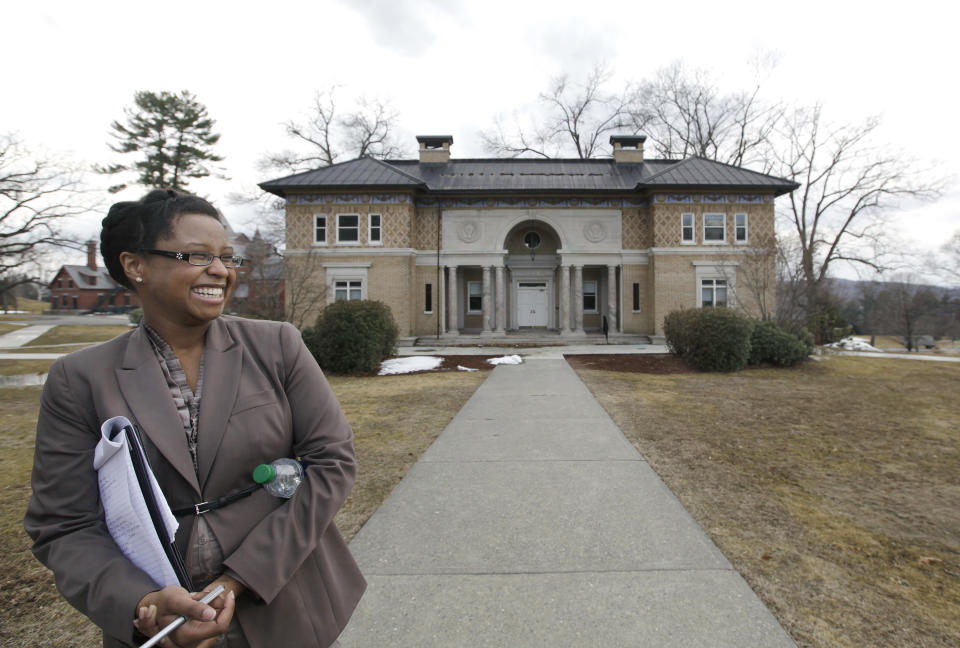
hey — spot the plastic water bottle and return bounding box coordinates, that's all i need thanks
[252,458,303,498]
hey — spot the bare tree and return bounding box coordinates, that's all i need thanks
[773,104,944,336]
[630,61,782,169]
[234,87,407,246]
[1,134,93,307]
[724,246,778,321]
[481,63,637,158]
[283,248,328,329]
[774,234,811,334]
[882,276,941,351]
[262,87,406,174]
[933,230,960,284]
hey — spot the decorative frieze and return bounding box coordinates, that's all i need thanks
[414,196,649,208]
[653,193,772,204]
[289,193,412,205]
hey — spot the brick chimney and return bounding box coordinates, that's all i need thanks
[416,135,453,163]
[610,135,646,163]
[87,240,97,270]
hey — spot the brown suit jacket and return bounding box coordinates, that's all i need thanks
[25,316,366,647]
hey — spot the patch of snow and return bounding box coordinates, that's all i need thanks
[487,354,523,366]
[378,356,443,375]
[827,337,882,352]
[457,365,479,372]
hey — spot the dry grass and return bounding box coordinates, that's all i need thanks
[0,322,22,335]
[0,297,49,318]
[0,371,485,647]
[854,335,960,356]
[0,387,95,647]
[0,360,54,377]
[571,356,960,648]
[24,325,132,348]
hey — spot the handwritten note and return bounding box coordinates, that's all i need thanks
[93,416,180,588]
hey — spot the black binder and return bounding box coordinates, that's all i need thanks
[110,423,193,590]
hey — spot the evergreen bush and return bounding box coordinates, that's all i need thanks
[663,309,699,357]
[748,320,810,367]
[302,300,398,374]
[665,307,755,372]
[685,308,755,372]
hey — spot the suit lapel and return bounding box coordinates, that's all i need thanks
[196,318,242,491]
[117,326,201,496]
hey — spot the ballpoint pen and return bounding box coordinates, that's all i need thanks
[140,584,225,648]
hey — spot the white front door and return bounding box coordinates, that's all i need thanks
[517,283,548,327]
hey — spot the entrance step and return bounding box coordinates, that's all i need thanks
[413,332,652,347]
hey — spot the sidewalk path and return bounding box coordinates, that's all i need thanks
[0,324,56,349]
[339,358,796,647]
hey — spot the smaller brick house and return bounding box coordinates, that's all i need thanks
[48,241,138,312]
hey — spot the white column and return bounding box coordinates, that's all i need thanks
[495,265,506,333]
[481,266,493,335]
[573,265,585,335]
[446,265,458,335]
[559,264,571,334]
[607,264,618,333]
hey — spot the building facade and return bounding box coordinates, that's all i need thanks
[261,135,797,340]
[48,241,138,312]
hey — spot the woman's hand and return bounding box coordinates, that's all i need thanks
[133,585,235,648]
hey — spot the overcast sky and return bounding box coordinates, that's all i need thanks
[4,0,957,280]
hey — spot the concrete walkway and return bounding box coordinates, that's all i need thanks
[339,358,796,647]
[0,324,56,348]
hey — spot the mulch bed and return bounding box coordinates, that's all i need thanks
[438,355,497,372]
[564,353,695,374]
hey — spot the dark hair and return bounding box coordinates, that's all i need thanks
[100,189,221,289]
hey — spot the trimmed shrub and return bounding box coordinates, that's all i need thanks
[748,320,810,367]
[302,300,398,374]
[128,308,143,325]
[685,308,755,372]
[665,307,755,372]
[663,309,699,357]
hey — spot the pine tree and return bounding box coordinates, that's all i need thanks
[99,90,224,193]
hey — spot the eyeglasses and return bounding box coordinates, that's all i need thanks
[141,249,244,268]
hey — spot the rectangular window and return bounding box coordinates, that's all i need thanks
[368,213,382,244]
[632,283,640,312]
[334,280,362,301]
[701,279,728,307]
[314,215,327,244]
[703,214,727,243]
[68,278,74,288]
[583,280,597,312]
[681,213,695,243]
[336,214,359,244]
[424,283,433,313]
[735,213,748,243]
[467,281,482,313]
[703,213,725,243]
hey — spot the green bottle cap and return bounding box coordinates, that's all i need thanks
[252,463,276,484]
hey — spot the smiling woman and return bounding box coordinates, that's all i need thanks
[24,189,365,648]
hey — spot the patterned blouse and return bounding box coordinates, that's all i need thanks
[142,323,205,476]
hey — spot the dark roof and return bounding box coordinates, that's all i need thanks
[52,266,122,291]
[260,157,426,192]
[640,157,797,191]
[260,155,798,197]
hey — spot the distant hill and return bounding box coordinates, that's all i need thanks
[825,277,960,301]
